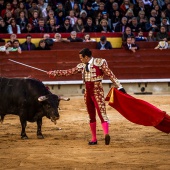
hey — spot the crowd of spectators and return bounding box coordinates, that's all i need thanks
[0,0,170,34]
[0,0,170,52]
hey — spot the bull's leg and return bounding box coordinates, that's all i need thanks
[37,118,44,139]
[20,117,28,139]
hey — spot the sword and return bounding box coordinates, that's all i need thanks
[8,59,48,73]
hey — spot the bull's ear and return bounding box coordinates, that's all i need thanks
[38,96,48,102]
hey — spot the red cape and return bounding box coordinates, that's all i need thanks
[105,88,170,133]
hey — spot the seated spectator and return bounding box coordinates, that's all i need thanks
[96,36,112,50]
[156,26,170,41]
[147,30,156,42]
[16,11,28,33]
[14,1,28,19]
[43,33,54,46]
[145,17,159,32]
[111,10,122,31]
[114,17,128,32]
[160,17,170,32]
[84,17,97,32]
[0,40,12,54]
[67,31,83,42]
[7,18,21,34]
[10,34,17,43]
[53,33,70,42]
[154,40,169,50]
[0,18,7,33]
[28,1,42,18]
[83,33,96,42]
[130,17,141,32]
[11,39,22,53]
[22,23,35,33]
[66,10,78,27]
[135,30,147,41]
[137,10,148,31]
[58,18,73,33]
[36,39,51,50]
[101,11,112,30]
[21,35,36,51]
[97,19,112,33]
[48,18,59,33]
[73,18,84,33]
[79,10,88,26]
[29,10,39,29]
[123,37,139,53]
[122,27,134,45]
[34,18,49,33]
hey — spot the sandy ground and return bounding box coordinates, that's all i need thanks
[0,94,170,170]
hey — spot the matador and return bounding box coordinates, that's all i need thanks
[47,48,126,145]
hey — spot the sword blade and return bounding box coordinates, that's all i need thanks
[8,59,47,73]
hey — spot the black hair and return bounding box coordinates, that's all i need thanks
[79,48,92,58]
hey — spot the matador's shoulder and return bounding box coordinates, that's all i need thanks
[77,63,85,68]
[94,58,106,66]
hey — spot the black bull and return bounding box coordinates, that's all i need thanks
[0,77,68,139]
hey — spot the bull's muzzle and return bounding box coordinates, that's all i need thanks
[50,116,59,125]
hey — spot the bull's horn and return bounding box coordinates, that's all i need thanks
[38,96,48,102]
[59,96,70,101]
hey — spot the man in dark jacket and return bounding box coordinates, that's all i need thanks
[21,35,36,51]
[96,36,112,50]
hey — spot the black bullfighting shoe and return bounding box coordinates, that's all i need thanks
[105,134,110,145]
[88,141,97,145]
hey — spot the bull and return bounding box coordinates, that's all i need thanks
[0,77,67,139]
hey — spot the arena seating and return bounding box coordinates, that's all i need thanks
[1,49,170,82]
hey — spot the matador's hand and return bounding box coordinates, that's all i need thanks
[47,71,56,78]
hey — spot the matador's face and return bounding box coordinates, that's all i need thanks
[79,54,89,64]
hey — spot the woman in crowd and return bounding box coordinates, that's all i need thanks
[7,18,21,34]
[73,18,84,32]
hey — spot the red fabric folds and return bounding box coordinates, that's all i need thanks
[105,88,170,133]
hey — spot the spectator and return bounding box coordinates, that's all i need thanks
[16,11,28,33]
[156,26,170,41]
[101,11,112,30]
[114,17,128,32]
[130,17,141,32]
[14,1,28,19]
[58,17,73,33]
[43,33,54,46]
[22,23,35,33]
[36,39,51,50]
[160,17,170,32]
[154,40,169,50]
[123,37,139,53]
[80,10,88,25]
[7,18,21,34]
[165,3,170,22]
[0,18,7,33]
[0,0,5,15]
[53,33,70,42]
[83,33,96,42]
[97,36,112,50]
[135,30,147,41]
[11,39,22,53]
[48,18,59,33]
[80,0,88,11]
[46,10,57,25]
[73,2,81,18]
[1,2,14,18]
[86,2,95,21]
[92,0,101,11]
[37,0,48,20]
[3,11,13,26]
[105,0,115,13]
[21,34,36,51]
[146,30,156,42]
[137,10,148,31]
[84,17,97,32]
[120,0,133,16]
[73,18,84,32]
[34,18,49,33]
[29,10,39,28]
[111,10,122,31]
[97,19,112,32]
[125,8,134,24]
[55,3,65,18]
[66,10,78,27]
[109,2,120,19]
[150,9,160,25]
[28,1,42,18]
[67,31,83,42]
[145,17,159,32]
[65,0,76,16]
[95,11,102,27]
[122,27,134,45]
[10,33,17,43]
[0,40,12,54]
[56,10,65,26]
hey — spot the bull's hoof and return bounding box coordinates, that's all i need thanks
[37,134,44,139]
[21,135,28,140]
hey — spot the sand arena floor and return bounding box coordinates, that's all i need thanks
[0,95,170,170]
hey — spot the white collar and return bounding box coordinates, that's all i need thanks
[88,57,93,64]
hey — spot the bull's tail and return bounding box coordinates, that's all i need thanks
[0,115,5,123]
